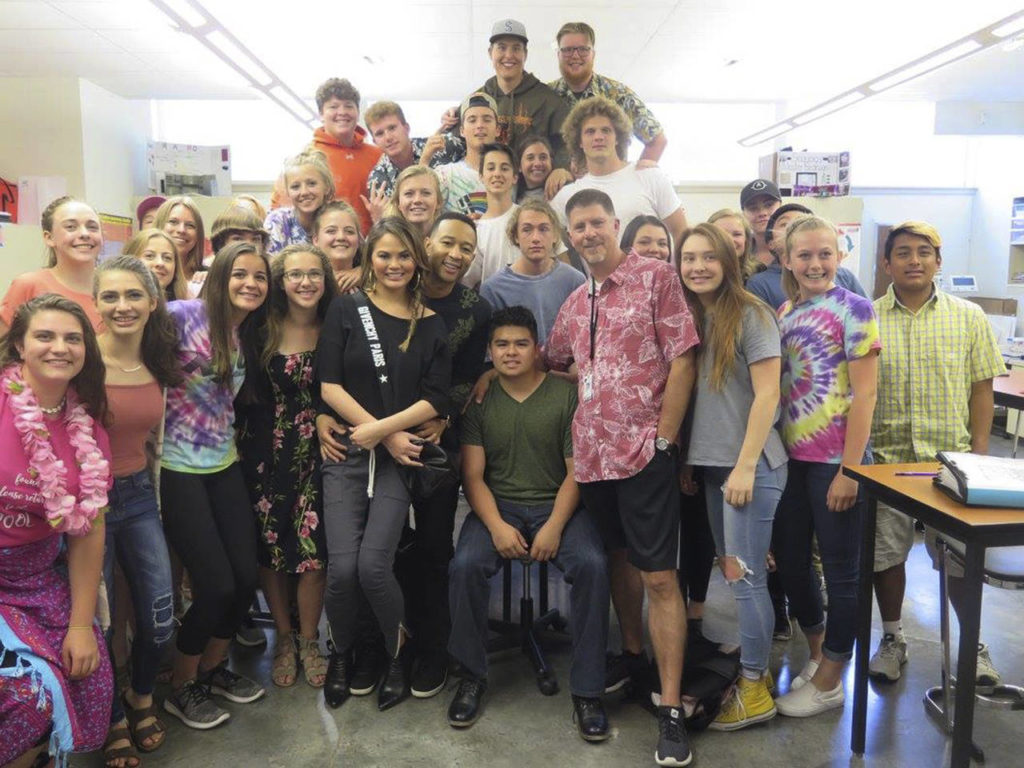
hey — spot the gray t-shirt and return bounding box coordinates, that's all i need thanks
[480,261,586,346]
[688,304,788,469]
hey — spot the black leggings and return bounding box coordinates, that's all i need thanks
[160,464,259,656]
[678,472,715,605]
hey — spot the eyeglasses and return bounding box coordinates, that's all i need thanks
[559,46,592,58]
[283,269,325,284]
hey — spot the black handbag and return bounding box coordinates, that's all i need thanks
[351,292,457,499]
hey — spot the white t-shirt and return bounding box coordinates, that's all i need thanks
[462,205,521,289]
[550,162,682,243]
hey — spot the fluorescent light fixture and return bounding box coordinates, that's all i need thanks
[868,40,982,92]
[739,122,793,147]
[793,92,867,125]
[992,13,1024,38]
[267,85,316,121]
[206,30,274,88]
[151,0,208,29]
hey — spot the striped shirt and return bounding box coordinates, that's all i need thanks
[872,285,1004,463]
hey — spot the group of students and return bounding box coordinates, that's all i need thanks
[0,16,1009,768]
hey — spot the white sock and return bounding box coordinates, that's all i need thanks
[741,667,761,681]
[882,620,903,639]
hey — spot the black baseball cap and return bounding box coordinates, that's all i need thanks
[765,203,813,244]
[740,179,782,210]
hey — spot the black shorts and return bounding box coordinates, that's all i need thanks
[578,449,680,572]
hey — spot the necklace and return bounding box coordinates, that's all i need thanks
[117,363,144,373]
[1,365,109,535]
[40,396,66,416]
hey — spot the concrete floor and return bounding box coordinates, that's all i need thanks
[74,433,1024,768]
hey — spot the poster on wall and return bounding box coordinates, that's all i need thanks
[146,142,231,197]
[837,223,861,274]
[0,177,17,223]
[99,213,133,263]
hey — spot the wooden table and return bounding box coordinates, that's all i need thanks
[995,370,1024,457]
[844,462,1024,768]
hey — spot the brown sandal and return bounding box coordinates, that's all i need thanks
[297,633,327,688]
[122,694,166,753]
[273,632,298,687]
[103,721,141,768]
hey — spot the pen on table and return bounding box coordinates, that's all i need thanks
[894,471,938,476]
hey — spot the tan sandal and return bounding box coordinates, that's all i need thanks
[272,632,298,687]
[297,634,327,688]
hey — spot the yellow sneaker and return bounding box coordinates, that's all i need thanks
[764,668,775,696]
[708,675,777,731]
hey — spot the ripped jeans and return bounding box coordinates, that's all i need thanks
[103,469,174,716]
[701,458,787,674]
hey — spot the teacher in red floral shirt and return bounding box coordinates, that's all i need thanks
[545,189,698,768]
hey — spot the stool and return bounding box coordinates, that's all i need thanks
[487,558,569,696]
[924,538,1024,761]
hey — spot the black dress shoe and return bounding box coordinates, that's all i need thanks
[447,676,487,728]
[324,651,351,709]
[377,647,411,711]
[572,695,610,742]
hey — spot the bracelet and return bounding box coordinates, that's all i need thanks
[67,625,94,631]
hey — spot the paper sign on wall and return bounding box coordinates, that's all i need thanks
[99,213,134,263]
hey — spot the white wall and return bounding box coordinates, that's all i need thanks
[79,79,150,217]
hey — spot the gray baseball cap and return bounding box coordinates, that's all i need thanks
[490,19,528,44]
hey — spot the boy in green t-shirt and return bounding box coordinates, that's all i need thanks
[446,306,610,742]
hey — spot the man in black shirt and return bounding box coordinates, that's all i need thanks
[396,212,493,698]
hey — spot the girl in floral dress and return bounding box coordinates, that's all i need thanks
[238,244,337,688]
[0,294,113,767]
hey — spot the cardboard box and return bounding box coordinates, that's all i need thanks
[759,150,850,197]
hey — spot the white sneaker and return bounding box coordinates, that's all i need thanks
[789,659,820,691]
[868,633,908,681]
[976,643,1001,689]
[776,679,845,717]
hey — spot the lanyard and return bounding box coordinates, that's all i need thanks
[589,277,599,361]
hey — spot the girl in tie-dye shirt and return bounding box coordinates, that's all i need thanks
[160,242,271,729]
[772,216,879,720]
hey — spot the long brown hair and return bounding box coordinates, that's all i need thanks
[123,228,190,302]
[154,196,206,277]
[0,293,108,423]
[200,242,270,385]
[360,217,429,352]
[678,223,773,391]
[94,256,183,388]
[261,244,337,369]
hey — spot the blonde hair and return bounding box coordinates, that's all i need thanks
[386,165,441,222]
[122,228,190,301]
[41,195,99,267]
[282,150,336,204]
[561,96,632,172]
[884,220,942,261]
[781,215,839,303]
[507,198,563,248]
[364,100,407,130]
[708,208,759,281]
[556,22,595,44]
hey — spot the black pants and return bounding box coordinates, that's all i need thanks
[678,473,714,605]
[160,464,259,656]
[395,482,460,656]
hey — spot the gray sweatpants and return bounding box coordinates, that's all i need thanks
[323,448,410,657]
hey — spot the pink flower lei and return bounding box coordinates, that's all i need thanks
[1,364,109,535]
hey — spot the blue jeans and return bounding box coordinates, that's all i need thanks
[702,459,787,674]
[103,470,174,718]
[447,500,609,697]
[774,459,865,662]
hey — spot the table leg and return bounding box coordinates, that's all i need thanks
[950,541,985,768]
[851,493,877,756]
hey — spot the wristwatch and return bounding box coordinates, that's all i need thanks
[655,436,672,453]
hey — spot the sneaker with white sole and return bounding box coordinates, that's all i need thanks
[789,658,820,691]
[163,680,230,730]
[776,679,844,717]
[976,643,1001,689]
[708,675,777,731]
[869,633,908,681]
[199,662,266,704]
[655,705,693,766]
